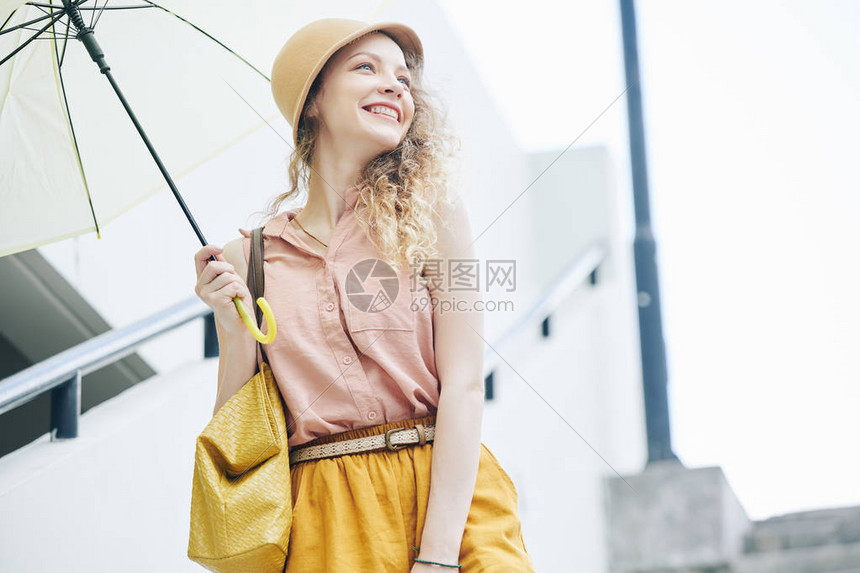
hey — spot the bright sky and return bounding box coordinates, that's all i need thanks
[438,0,860,521]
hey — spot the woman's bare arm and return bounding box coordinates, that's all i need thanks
[211,237,258,417]
[414,197,486,565]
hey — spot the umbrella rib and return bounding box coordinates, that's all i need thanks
[26,0,90,8]
[0,6,61,37]
[51,21,102,239]
[58,9,71,67]
[135,0,271,82]
[28,2,152,8]
[91,0,108,29]
[24,1,76,7]
[0,11,15,32]
[87,1,152,28]
[0,8,66,68]
[12,29,77,40]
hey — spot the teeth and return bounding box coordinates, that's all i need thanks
[366,105,398,121]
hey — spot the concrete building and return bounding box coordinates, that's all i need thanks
[2,1,857,572]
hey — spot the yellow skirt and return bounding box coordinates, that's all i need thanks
[284,414,535,572]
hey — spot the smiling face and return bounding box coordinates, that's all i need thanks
[304,32,415,155]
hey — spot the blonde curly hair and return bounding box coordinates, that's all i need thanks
[254,31,462,286]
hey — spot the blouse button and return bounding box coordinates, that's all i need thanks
[367,411,377,420]
[326,302,335,311]
[343,356,353,365]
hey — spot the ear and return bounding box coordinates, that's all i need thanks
[304,99,318,121]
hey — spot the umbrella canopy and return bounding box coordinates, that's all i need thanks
[0,0,286,257]
[0,0,392,342]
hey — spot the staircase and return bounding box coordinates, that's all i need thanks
[736,505,860,573]
[606,461,860,573]
[638,505,860,573]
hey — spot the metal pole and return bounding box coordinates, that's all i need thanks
[619,0,680,465]
[50,369,81,440]
[62,0,219,263]
[204,312,219,358]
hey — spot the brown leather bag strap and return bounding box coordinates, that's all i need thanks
[247,227,268,372]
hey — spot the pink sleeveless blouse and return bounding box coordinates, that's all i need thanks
[238,184,440,447]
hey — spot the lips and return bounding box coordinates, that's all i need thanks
[362,102,401,123]
[364,109,398,124]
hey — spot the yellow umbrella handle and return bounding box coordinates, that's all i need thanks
[232,295,277,345]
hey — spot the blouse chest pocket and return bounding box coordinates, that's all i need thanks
[343,259,416,334]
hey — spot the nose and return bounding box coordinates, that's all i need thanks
[379,74,405,96]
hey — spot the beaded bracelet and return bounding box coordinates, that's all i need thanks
[412,545,462,569]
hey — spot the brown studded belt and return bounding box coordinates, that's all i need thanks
[289,423,435,464]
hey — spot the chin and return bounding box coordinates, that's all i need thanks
[366,132,404,152]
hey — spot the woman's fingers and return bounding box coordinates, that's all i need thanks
[212,280,247,307]
[193,244,224,276]
[193,244,253,331]
[196,260,238,289]
[200,269,236,298]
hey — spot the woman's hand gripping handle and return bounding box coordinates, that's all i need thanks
[193,244,276,344]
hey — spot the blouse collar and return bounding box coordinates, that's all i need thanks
[262,184,361,244]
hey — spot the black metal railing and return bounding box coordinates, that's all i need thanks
[0,239,607,440]
[0,297,211,439]
[482,240,607,399]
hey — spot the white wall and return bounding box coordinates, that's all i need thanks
[8,1,647,571]
[480,146,645,571]
[0,242,642,572]
[34,0,531,377]
[0,360,219,572]
[0,176,644,572]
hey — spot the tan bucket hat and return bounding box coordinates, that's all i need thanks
[271,18,424,147]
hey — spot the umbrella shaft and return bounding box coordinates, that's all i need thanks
[62,1,105,71]
[63,1,212,256]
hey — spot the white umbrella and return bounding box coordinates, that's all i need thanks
[0,0,321,342]
[0,1,285,250]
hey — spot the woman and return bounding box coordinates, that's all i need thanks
[193,18,534,572]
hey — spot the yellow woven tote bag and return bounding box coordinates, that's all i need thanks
[188,226,292,572]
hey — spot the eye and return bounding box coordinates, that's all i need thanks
[355,62,411,88]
